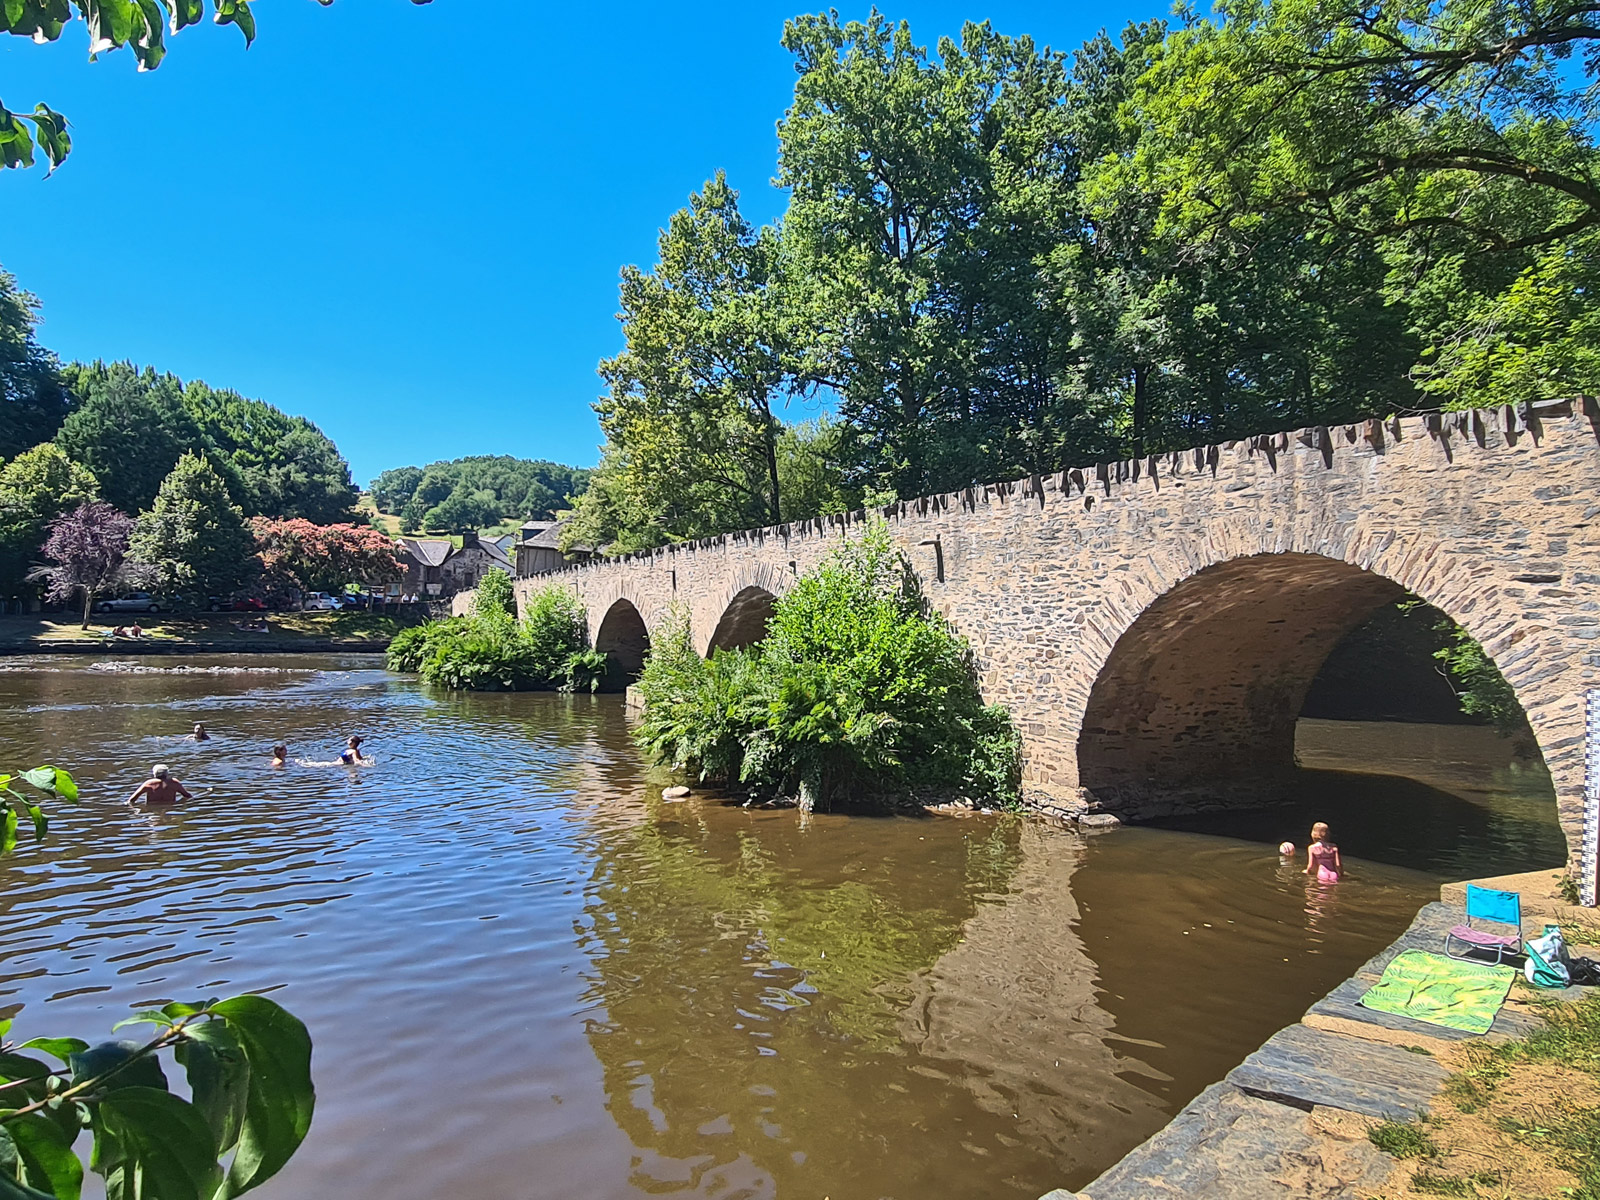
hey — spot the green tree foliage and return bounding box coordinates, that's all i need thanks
[386,582,603,692]
[774,417,862,521]
[0,996,314,1200]
[54,364,208,515]
[0,267,66,461]
[1114,0,1600,408]
[635,527,1020,811]
[1,0,432,172]
[128,452,258,601]
[58,362,355,521]
[570,174,792,552]
[377,456,590,533]
[0,444,98,595]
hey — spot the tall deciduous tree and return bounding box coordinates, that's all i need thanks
[0,266,66,461]
[129,452,257,600]
[29,501,136,627]
[0,443,98,594]
[54,364,209,514]
[573,173,793,552]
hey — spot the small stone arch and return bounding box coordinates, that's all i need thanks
[1060,523,1581,862]
[593,597,651,692]
[693,564,795,656]
[706,587,778,654]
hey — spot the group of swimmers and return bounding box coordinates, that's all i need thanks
[127,726,372,805]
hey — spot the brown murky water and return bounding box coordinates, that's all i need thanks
[0,658,1566,1198]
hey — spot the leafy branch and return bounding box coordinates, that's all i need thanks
[0,0,434,172]
[0,768,76,856]
[0,995,315,1200]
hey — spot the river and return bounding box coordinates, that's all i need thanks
[0,656,1567,1198]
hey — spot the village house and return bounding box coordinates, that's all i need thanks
[514,519,596,577]
[395,532,513,599]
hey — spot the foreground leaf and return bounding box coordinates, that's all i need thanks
[176,1022,249,1153]
[69,1042,167,1094]
[95,1087,220,1200]
[210,997,313,1197]
[7,1113,82,1200]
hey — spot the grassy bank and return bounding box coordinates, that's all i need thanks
[1368,982,1600,1199]
[0,610,421,650]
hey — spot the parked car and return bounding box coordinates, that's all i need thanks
[207,596,266,612]
[301,592,345,611]
[95,593,162,614]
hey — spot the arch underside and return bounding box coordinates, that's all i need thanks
[707,587,777,654]
[594,599,650,692]
[1077,553,1409,812]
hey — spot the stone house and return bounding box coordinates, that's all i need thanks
[514,520,596,578]
[396,533,512,599]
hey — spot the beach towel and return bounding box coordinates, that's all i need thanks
[1358,949,1517,1034]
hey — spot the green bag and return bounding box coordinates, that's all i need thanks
[1523,924,1571,988]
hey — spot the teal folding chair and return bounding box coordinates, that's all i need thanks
[1444,885,1523,965]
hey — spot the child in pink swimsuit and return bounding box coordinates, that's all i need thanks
[1304,822,1342,882]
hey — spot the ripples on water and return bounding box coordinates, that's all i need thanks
[0,658,1566,1199]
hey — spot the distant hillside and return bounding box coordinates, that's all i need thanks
[369,455,591,535]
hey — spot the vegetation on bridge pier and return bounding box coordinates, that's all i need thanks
[633,528,1021,812]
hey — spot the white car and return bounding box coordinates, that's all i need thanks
[95,593,163,614]
[301,592,345,611]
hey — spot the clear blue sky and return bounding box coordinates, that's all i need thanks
[1,1,1153,487]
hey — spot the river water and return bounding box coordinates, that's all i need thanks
[0,657,1567,1199]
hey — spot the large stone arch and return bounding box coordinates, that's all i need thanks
[1063,523,1578,854]
[692,563,795,657]
[593,595,652,692]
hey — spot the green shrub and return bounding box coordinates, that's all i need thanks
[560,648,609,694]
[633,526,1020,809]
[386,583,601,691]
[1368,1118,1437,1159]
[473,568,517,621]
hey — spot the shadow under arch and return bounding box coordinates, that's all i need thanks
[706,586,777,654]
[594,598,650,692]
[1075,551,1553,818]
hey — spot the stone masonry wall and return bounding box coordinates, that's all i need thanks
[516,402,1600,862]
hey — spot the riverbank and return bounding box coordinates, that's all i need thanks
[0,611,415,654]
[1043,871,1597,1199]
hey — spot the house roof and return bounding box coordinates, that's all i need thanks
[520,519,592,553]
[398,538,454,568]
[476,539,513,570]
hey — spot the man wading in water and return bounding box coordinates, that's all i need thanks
[127,764,193,805]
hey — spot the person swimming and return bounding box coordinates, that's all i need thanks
[270,744,289,768]
[1304,822,1342,883]
[127,764,193,806]
[190,723,210,742]
[338,735,370,765]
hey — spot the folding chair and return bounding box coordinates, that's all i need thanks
[1444,884,1523,965]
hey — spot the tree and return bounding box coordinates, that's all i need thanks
[29,501,137,627]
[128,452,257,601]
[422,487,503,535]
[370,465,423,513]
[181,379,357,522]
[1,0,433,172]
[774,417,862,521]
[586,173,792,548]
[0,443,98,594]
[0,265,67,460]
[54,364,209,514]
[251,517,400,598]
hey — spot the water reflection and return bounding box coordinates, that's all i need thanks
[0,660,1567,1199]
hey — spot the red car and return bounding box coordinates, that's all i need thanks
[208,597,267,612]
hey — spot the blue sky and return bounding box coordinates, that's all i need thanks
[1,1,1155,487]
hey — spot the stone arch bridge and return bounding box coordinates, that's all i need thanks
[511,403,1600,871]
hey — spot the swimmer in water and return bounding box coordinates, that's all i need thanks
[1304,822,1342,883]
[270,744,288,768]
[338,735,370,765]
[190,723,210,742]
[127,764,193,806]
